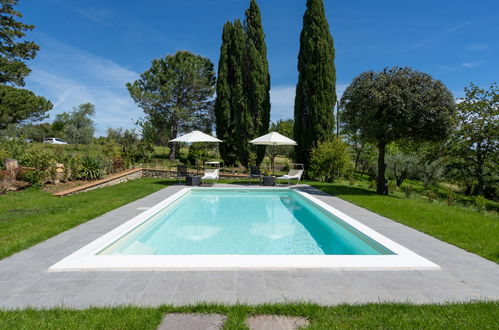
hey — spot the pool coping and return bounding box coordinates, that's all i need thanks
[49,187,439,271]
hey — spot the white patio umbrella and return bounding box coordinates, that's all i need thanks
[249,132,297,174]
[170,131,222,174]
[169,130,222,143]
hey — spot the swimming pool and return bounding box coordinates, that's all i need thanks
[50,187,439,270]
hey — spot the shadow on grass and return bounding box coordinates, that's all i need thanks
[151,179,178,186]
[306,182,402,200]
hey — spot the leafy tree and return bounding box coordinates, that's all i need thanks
[270,118,293,139]
[419,158,445,189]
[127,51,216,160]
[135,117,170,146]
[244,0,270,164]
[0,0,39,86]
[340,67,456,194]
[448,83,498,197]
[309,138,352,182]
[0,85,52,129]
[53,103,95,147]
[294,0,336,169]
[269,118,294,159]
[386,150,419,187]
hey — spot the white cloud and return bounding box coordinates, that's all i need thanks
[461,61,483,68]
[270,83,348,122]
[406,21,471,51]
[465,43,488,51]
[25,36,141,136]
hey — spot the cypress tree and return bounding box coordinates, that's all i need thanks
[294,0,336,169]
[215,0,271,168]
[230,19,252,167]
[215,22,238,166]
[244,0,271,165]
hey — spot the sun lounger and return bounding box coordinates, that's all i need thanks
[201,169,219,183]
[277,169,303,185]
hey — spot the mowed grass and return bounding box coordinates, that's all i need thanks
[308,182,499,263]
[0,178,175,260]
[1,302,498,329]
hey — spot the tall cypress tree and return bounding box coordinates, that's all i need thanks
[294,0,336,169]
[215,22,237,166]
[244,0,271,165]
[215,0,271,168]
[230,19,252,167]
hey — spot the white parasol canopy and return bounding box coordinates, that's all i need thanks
[169,130,222,143]
[249,132,297,146]
[250,132,297,174]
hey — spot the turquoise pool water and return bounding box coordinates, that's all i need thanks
[99,189,393,255]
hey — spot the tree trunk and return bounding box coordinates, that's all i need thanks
[376,142,387,194]
[354,144,363,171]
[168,123,178,160]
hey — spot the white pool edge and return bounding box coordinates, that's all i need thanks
[49,187,440,271]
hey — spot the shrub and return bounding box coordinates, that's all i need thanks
[17,168,46,187]
[423,189,438,203]
[402,184,414,198]
[63,153,82,181]
[77,156,105,181]
[474,195,486,213]
[309,139,353,182]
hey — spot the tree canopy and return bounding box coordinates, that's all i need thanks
[340,66,456,194]
[244,0,270,164]
[215,0,271,168]
[448,83,498,197]
[0,0,39,86]
[127,50,216,159]
[294,0,336,169]
[53,103,95,146]
[0,84,52,129]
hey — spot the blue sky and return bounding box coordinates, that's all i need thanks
[19,0,499,135]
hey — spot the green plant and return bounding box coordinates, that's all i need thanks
[446,191,457,206]
[77,156,105,181]
[402,184,414,198]
[348,175,355,185]
[388,180,397,194]
[309,139,352,182]
[423,189,438,203]
[474,195,486,213]
[17,168,46,187]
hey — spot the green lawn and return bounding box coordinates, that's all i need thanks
[0,178,175,260]
[1,302,497,329]
[308,181,499,263]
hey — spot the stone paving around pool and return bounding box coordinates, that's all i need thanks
[0,184,498,309]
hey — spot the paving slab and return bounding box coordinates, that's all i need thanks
[0,184,498,309]
[247,315,309,330]
[158,313,226,330]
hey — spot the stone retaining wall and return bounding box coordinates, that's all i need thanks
[53,168,249,196]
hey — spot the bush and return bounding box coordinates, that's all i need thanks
[77,156,105,181]
[17,168,46,187]
[402,184,414,198]
[309,139,352,182]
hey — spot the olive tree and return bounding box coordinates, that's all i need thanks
[340,67,456,194]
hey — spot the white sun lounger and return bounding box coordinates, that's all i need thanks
[201,168,219,183]
[277,169,303,185]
